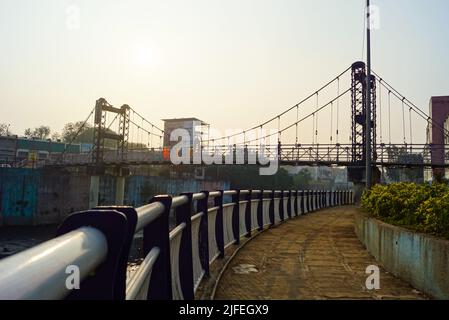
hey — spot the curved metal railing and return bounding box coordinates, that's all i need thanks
[0,188,354,300]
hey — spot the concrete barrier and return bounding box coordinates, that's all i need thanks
[355,212,449,299]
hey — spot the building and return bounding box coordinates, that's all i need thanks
[426,96,449,180]
[162,117,209,148]
[0,135,82,167]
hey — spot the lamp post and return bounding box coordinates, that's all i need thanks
[365,0,372,189]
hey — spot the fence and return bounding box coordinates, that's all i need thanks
[0,188,354,300]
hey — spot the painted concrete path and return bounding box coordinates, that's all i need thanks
[214,206,427,300]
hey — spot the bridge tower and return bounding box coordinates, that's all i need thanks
[92,98,130,165]
[349,62,379,201]
[351,61,377,164]
[89,98,130,208]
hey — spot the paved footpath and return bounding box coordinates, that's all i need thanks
[214,206,427,300]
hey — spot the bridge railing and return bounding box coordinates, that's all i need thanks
[49,143,449,167]
[0,188,354,300]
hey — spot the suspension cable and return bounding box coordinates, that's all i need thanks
[330,101,333,143]
[402,98,406,144]
[373,70,449,138]
[379,78,383,144]
[59,107,96,161]
[296,106,299,145]
[388,90,392,144]
[312,112,315,146]
[336,77,340,144]
[315,92,319,145]
[204,66,352,143]
[244,88,351,144]
[128,107,164,133]
[409,107,413,147]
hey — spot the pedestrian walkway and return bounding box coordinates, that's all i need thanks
[214,206,427,300]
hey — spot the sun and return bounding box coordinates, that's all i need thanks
[135,45,162,68]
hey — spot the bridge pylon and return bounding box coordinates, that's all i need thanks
[349,62,378,200]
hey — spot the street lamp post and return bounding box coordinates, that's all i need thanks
[365,0,373,189]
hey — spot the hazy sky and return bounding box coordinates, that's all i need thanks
[1,0,448,145]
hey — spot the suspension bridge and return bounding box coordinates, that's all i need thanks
[50,61,448,174]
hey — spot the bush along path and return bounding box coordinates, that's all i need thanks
[361,183,449,239]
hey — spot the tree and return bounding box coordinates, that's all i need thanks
[34,126,51,140]
[24,128,33,138]
[24,126,51,140]
[51,132,61,141]
[206,165,294,190]
[293,169,313,189]
[0,123,11,136]
[386,146,424,183]
[62,121,92,143]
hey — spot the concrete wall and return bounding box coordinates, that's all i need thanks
[0,168,230,226]
[355,212,449,299]
[0,168,90,226]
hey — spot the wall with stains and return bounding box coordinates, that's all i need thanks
[0,168,230,226]
[355,212,449,299]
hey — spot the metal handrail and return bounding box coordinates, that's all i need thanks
[0,227,107,300]
[172,195,189,209]
[0,188,354,300]
[135,202,165,232]
[126,247,160,300]
[192,192,207,200]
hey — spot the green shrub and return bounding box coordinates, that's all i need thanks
[361,182,449,239]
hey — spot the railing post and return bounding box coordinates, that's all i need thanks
[144,195,173,300]
[176,193,195,300]
[92,206,138,299]
[293,190,298,217]
[231,190,241,245]
[214,190,225,259]
[56,209,129,300]
[279,191,285,221]
[311,190,315,212]
[322,190,326,208]
[257,191,264,231]
[317,190,321,210]
[244,190,252,237]
[269,190,275,226]
[317,190,323,210]
[303,190,308,214]
[331,189,335,207]
[298,190,303,215]
[323,190,326,208]
[197,191,210,277]
[287,191,292,218]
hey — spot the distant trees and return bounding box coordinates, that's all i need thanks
[386,146,424,183]
[6,119,148,151]
[207,166,294,190]
[0,123,11,136]
[62,121,92,143]
[293,169,313,189]
[24,126,51,140]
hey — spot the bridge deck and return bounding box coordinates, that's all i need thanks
[214,206,427,300]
